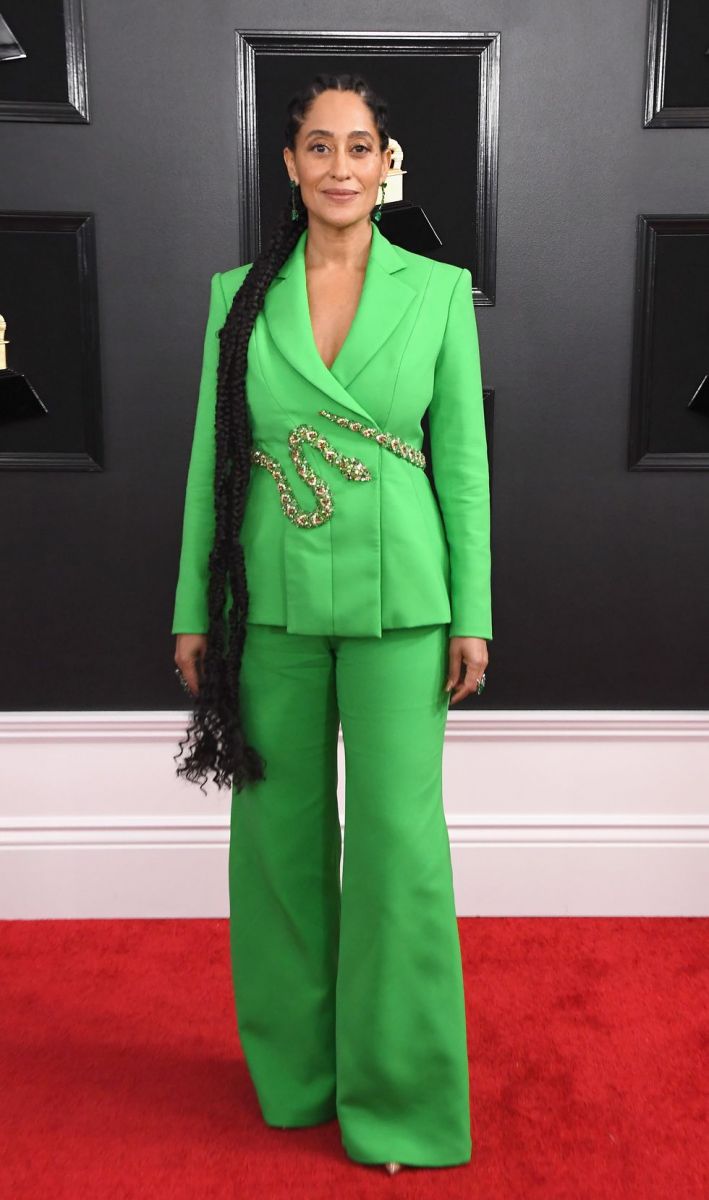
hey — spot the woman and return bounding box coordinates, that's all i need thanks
[172,72,492,1173]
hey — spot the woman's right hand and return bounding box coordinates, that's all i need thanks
[174,633,207,698]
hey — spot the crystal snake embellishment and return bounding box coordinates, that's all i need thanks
[250,408,426,529]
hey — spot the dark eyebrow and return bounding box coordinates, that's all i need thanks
[304,128,374,139]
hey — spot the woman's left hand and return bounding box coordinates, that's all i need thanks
[444,636,488,703]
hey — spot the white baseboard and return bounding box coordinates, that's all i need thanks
[1,710,707,918]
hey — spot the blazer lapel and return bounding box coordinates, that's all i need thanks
[262,221,417,428]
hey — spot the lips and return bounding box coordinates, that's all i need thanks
[323,190,359,196]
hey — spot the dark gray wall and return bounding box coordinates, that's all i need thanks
[2,1,708,710]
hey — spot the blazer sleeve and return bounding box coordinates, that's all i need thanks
[426,266,492,640]
[171,271,228,634]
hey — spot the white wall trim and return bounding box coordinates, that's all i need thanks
[2,708,709,741]
[1,710,707,918]
[2,811,708,847]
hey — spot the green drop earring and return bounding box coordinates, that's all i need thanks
[290,178,299,221]
[373,179,387,223]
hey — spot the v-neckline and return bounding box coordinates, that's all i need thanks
[303,224,374,375]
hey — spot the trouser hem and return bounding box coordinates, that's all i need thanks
[262,1106,338,1129]
[341,1147,473,1169]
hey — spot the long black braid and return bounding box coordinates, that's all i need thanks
[174,71,390,795]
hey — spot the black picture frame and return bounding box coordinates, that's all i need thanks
[644,0,709,127]
[628,214,709,470]
[0,0,89,123]
[233,30,501,304]
[0,211,104,471]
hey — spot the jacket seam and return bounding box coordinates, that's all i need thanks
[383,261,436,427]
[215,270,229,320]
[435,265,466,367]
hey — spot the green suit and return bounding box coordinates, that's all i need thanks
[172,221,492,1168]
[171,220,492,640]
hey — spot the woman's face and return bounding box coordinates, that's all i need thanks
[284,89,391,230]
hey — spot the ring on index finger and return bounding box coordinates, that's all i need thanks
[174,666,192,696]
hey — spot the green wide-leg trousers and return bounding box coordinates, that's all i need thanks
[228,620,472,1167]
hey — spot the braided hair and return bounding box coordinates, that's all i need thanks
[174,71,391,795]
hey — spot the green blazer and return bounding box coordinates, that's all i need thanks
[171,221,492,640]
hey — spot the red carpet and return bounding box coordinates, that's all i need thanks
[1,917,706,1199]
